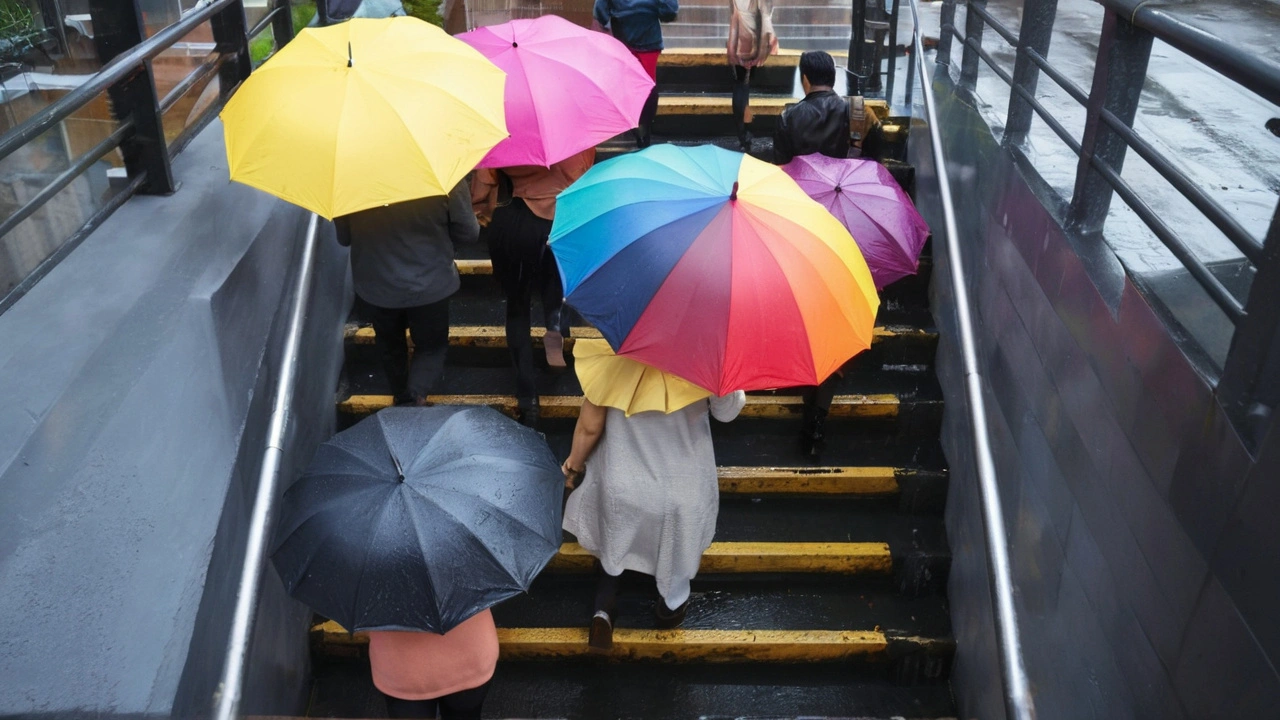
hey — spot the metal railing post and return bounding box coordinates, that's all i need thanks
[211,0,252,96]
[959,0,987,89]
[848,0,869,95]
[1218,200,1280,447]
[936,0,956,65]
[1004,0,1058,146]
[885,0,900,103]
[1066,8,1153,235]
[87,0,177,194]
[272,0,296,46]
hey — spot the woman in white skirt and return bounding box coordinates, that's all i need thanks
[561,390,746,650]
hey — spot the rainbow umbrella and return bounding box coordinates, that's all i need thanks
[458,15,654,168]
[782,155,930,290]
[549,145,879,394]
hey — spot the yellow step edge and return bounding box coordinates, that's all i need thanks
[549,541,892,574]
[338,393,900,419]
[351,324,927,348]
[314,621,887,662]
[717,466,899,495]
[657,95,791,116]
[658,47,849,66]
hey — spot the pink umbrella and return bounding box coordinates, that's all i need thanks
[458,15,655,168]
[782,155,931,290]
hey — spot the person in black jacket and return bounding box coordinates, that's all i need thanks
[773,51,851,165]
[335,182,479,406]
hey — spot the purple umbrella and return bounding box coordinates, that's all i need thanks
[782,154,930,290]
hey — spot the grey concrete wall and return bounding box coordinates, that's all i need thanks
[0,121,350,717]
[915,64,1280,720]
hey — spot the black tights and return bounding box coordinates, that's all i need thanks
[383,681,490,719]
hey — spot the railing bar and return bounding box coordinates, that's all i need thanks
[0,171,147,315]
[960,34,1015,85]
[965,1,1020,47]
[1098,0,1280,107]
[1091,157,1246,322]
[1013,84,1083,155]
[912,2,1036,718]
[0,122,134,239]
[0,0,237,163]
[158,54,229,114]
[212,213,321,720]
[1097,108,1264,264]
[248,5,286,39]
[1021,47,1089,105]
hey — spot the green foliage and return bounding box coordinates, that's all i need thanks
[0,0,41,63]
[292,1,317,34]
[402,0,443,27]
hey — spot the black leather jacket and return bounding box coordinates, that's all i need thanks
[773,90,851,164]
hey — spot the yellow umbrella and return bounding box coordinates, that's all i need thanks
[220,17,508,220]
[574,339,711,416]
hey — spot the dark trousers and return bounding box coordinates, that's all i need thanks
[488,198,566,401]
[383,681,490,719]
[732,65,751,137]
[359,295,450,403]
[638,87,659,146]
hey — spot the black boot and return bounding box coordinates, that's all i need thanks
[517,396,540,429]
[736,123,753,153]
[800,409,827,460]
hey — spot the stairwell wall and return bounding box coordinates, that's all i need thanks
[914,61,1280,720]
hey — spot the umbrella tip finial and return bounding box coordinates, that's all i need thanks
[512,41,519,48]
[347,41,353,68]
[730,181,739,202]
[834,184,842,193]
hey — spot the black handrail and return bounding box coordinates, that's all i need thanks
[1099,0,1280,107]
[941,0,1274,328]
[0,0,237,163]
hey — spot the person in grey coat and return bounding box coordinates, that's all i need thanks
[335,181,479,405]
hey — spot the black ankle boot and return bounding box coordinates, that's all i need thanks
[737,128,753,153]
[517,397,540,428]
[800,413,827,460]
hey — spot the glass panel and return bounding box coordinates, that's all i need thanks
[155,18,220,142]
[0,109,126,299]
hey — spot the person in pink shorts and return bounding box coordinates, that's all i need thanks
[366,609,500,719]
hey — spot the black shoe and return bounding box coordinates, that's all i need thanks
[654,598,689,629]
[737,130,754,153]
[800,416,826,460]
[589,610,614,652]
[517,398,540,428]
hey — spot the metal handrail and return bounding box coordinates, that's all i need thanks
[909,1,1037,718]
[1098,0,1280,107]
[212,213,321,720]
[0,0,236,163]
[942,0,1272,328]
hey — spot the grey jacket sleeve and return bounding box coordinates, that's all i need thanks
[447,180,480,246]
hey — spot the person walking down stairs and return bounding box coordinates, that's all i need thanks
[561,391,747,650]
[726,0,778,152]
[593,0,680,148]
[472,149,597,427]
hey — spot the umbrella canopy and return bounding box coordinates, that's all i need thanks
[270,406,563,633]
[550,144,879,394]
[782,155,930,290]
[457,15,654,168]
[574,338,711,416]
[221,17,508,220]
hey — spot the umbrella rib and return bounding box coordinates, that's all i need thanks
[562,197,725,289]
[349,486,404,630]
[519,48,637,139]
[403,480,554,554]
[400,483,530,593]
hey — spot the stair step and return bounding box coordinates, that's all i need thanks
[347,323,938,352]
[549,541,892,574]
[314,621,953,663]
[658,46,849,65]
[337,392,912,419]
[658,95,792,116]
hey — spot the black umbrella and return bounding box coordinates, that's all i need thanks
[271,406,563,633]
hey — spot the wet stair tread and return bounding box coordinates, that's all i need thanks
[347,323,938,348]
[308,659,958,719]
[337,392,927,419]
[549,541,892,574]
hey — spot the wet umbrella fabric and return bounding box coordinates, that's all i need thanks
[781,154,930,290]
[271,406,563,633]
